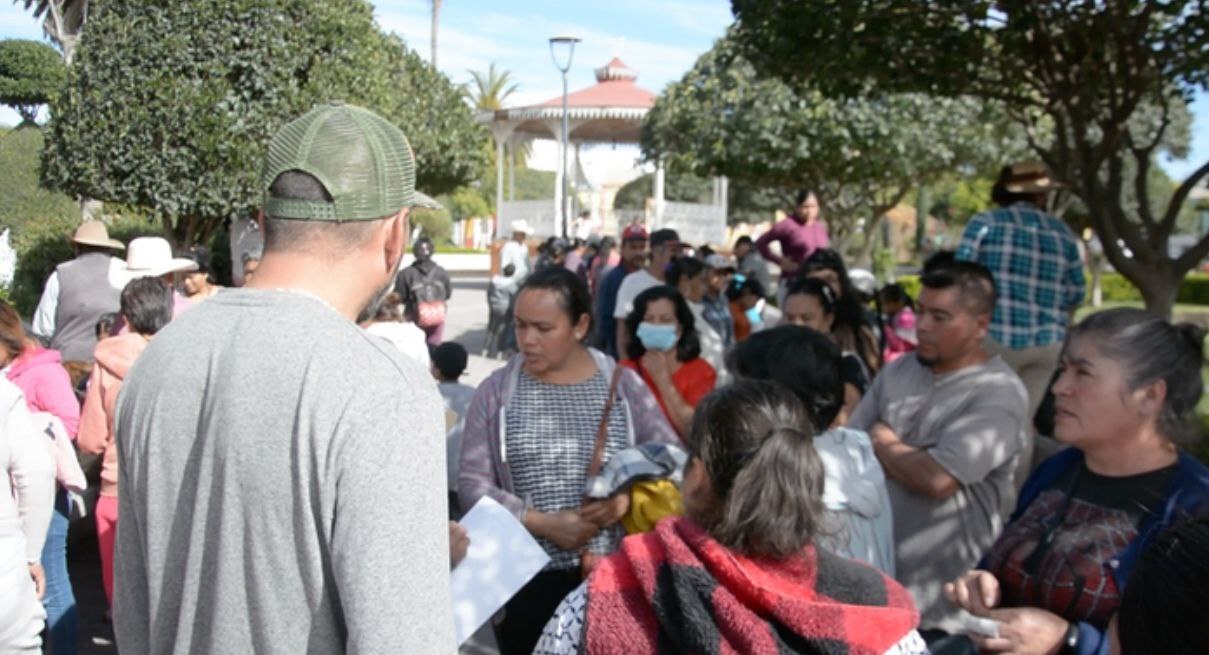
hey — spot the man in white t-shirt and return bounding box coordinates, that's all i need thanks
[613,228,680,357]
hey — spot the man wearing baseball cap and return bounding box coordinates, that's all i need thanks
[594,223,649,359]
[613,227,680,357]
[113,102,453,653]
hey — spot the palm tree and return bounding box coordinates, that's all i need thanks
[430,0,442,69]
[466,62,519,111]
[466,64,531,169]
[14,0,90,63]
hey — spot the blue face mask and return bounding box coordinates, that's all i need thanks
[636,322,679,352]
[745,306,763,326]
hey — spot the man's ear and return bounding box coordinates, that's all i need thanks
[384,208,409,270]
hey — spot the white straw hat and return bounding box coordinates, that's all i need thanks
[110,237,198,288]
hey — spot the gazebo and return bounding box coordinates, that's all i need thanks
[478,58,728,242]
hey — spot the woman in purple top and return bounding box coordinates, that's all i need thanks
[755,189,830,285]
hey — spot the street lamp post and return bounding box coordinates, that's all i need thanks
[549,36,580,239]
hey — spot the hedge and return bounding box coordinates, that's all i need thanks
[893,272,1209,307]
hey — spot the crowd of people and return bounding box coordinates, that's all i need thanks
[2,101,1209,655]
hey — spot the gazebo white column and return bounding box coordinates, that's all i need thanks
[654,160,666,227]
[508,136,518,201]
[713,176,729,215]
[490,123,517,237]
[544,119,565,236]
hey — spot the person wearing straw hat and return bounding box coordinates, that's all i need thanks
[956,161,1086,483]
[109,236,198,288]
[31,221,126,363]
[103,236,199,335]
[111,102,454,654]
[501,219,535,281]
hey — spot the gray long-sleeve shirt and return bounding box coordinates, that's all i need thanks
[114,290,453,654]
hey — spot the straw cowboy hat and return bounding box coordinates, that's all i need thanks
[70,221,125,250]
[110,237,198,288]
[1003,161,1063,194]
[510,220,536,235]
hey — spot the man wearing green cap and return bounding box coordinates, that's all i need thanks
[112,102,454,653]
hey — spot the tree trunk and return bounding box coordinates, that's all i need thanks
[1137,269,1180,320]
[852,215,885,268]
[430,0,442,68]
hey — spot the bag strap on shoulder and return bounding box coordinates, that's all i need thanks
[587,365,625,479]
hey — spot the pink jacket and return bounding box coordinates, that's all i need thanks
[78,333,149,497]
[6,346,80,438]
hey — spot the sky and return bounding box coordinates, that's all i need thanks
[1,0,1205,181]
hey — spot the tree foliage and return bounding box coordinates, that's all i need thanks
[642,34,1024,260]
[729,0,1209,315]
[41,0,486,248]
[0,126,76,233]
[466,63,519,111]
[0,39,65,124]
[12,0,88,63]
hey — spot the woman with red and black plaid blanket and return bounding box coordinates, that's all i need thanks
[535,380,927,655]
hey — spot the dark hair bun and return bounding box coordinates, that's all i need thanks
[1175,322,1207,359]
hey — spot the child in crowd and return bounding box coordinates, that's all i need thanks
[431,342,476,518]
[727,276,766,343]
[484,264,519,358]
[879,283,917,363]
[362,292,430,370]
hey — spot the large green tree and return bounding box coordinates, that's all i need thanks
[0,39,65,124]
[642,35,1023,262]
[41,0,486,248]
[730,0,1209,316]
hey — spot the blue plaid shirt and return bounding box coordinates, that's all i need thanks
[956,202,1086,349]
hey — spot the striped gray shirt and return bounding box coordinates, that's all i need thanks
[506,370,628,570]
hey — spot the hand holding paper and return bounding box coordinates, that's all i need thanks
[450,497,550,645]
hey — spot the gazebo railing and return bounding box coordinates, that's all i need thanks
[655,201,728,247]
[499,199,559,238]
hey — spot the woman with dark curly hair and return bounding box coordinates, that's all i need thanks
[621,285,716,437]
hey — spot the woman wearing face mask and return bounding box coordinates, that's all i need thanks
[458,268,679,655]
[621,286,716,437]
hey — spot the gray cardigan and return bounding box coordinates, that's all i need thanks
[457,348,680,519]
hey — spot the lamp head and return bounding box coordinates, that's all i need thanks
[549,36,581,72]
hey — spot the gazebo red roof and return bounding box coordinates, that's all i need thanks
[538,58,655,109]
[478,58,656,143]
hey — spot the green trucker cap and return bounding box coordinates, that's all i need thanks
[262,101,440,221]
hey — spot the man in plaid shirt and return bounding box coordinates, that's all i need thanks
[956,162,1085,480]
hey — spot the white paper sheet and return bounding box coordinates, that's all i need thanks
[450,496,550,645]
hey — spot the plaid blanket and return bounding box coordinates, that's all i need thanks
[585,517,918,654]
